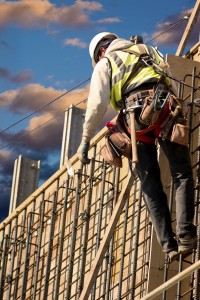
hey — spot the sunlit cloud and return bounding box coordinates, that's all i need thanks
[150,9,200,46]
[0,82,89,157]
[0,0,103,28]
[0,83,89,114]
[63,38,87,49]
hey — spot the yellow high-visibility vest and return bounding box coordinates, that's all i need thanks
[105,44,169,110]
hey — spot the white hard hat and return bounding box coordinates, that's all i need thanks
[89,32,118,67]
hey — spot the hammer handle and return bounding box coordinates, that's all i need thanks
[129,111,138,164]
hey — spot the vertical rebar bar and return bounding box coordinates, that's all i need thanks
[117,197,129,300]
[43,191,58,300]
[188,67,196,150]
[162,178,175,300]
[130,188,142,299]
[78,154,96,296]
[194,102,200,300]
[176,256,183,300]
[65,168,82,300]
[13,210,27,299]
[105,168,120,300]
[20,211,34,300]
[0,234,9,300]
[91,160,107,300]
[53,178,70,299]
[32,196,45,300]
[6,217,18,300]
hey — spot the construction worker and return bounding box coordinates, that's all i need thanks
[77,32,197,262]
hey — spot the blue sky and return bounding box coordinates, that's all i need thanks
[0,0,199,222]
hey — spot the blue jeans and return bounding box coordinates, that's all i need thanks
[136,139,196,252]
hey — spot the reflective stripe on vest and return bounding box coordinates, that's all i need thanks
[106,44,166,110]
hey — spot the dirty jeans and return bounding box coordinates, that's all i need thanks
[136,139,196,253]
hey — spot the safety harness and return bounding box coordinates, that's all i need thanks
[119,44,173,144]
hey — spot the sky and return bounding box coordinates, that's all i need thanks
[0,0,199,222]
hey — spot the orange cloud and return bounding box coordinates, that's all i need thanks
[0,0,103,28]
[0,83,89,150]
[149,9,200,46]
[0,83,89,114]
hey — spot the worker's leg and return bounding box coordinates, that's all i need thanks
[158,139,196,238]
[136,141,177,253]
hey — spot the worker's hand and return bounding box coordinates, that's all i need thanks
[77,139,91,165]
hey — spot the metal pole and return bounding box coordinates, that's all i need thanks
[0,234,9,300]
[13,210,27,299]
[130,188,142,299]
[53,178,70,299]
[117,198,129,300]
[43,191,58,299]
[193,103,200,300]
[78,153,96,296]
[91,159,107,300]
[32,196,45,299]
[105,168,120,300]
[140,260,200,300]
[6,218,18,300]
[65,168,82,300]
[20,211,34,300]
[189,68,196,150]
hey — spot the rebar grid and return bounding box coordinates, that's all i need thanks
[0,70,199,300]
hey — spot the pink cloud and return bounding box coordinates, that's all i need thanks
[149,9,200,46]
[0,0,103,28]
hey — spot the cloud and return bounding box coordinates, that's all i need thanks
[150,9,200,46]
[0,83,89,149]
[96,17,122,24]
[63,38,87,48]
[0,68,33,84]
[0,0,103,28]
[0,83,89,113]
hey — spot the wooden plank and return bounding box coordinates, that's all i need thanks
[176,0,200,56]
[79,172,135,300]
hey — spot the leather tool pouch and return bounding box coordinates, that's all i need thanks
[170,123,189,145]
[100,135,122,168]
[139,97,161,125]
[111,113,132,159]
[160,95,189,145]
[100,112,132,166]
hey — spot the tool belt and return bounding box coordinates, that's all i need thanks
[100,85,189,167]
[123,84,189,145]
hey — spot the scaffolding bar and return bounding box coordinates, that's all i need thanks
[141,259,200,300]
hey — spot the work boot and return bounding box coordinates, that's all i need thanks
[167,248,179,263]
[178,234,197,255]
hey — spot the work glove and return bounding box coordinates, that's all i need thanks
[77,139,91,165]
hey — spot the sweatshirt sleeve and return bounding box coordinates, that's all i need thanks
[82,58,111,140]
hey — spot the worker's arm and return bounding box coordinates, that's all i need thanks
[77,58,111,164]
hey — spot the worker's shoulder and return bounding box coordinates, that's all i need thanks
[93,58,111,72]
